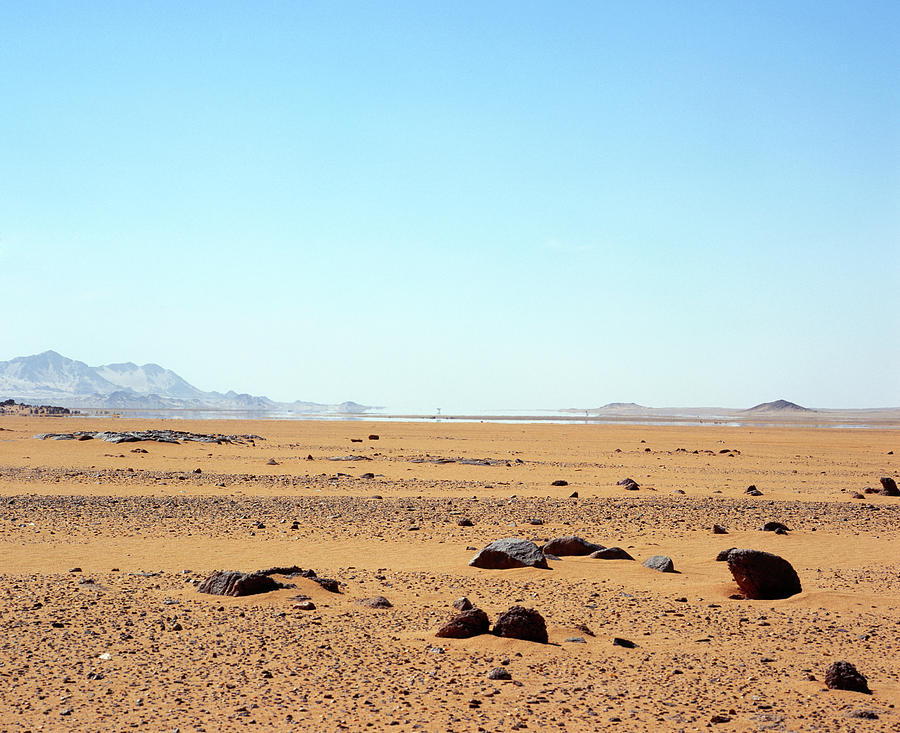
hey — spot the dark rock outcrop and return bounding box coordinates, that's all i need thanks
[197,570,282,597]
[825,661,870,693]
[541,536,604,556]
[761,521,790,532]
[435,608,490,638]
[492,606,548,643]
[726,549,801,599]
[469,538,549,570]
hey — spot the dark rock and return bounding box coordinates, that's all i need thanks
[487,667,511,680]
[368,434,379,440]
[761,521,790,532]
[825,661,870,693]
[745,486,763,496]
[564,636,586,643]
[551,480,568,486]
[848,710,879,719]
[435,608,490,638]
[642,555,675,573]
[469,538,549,570]
[350,438,363,443]
[569,491,579,498]
[726,549,801,599]
[863,487,879,494]
[197,570,282,597]
[879,477,899,496]
[457,518,474,527]
[356,596,392,609]
[68,567,82,573]
[589,547,634,560]
[712,524,728,534]
[312,577,340,593]
[294,600,316,610]
[493,606,548,643]
[612,637,636,648]
[617,478,639,490]
[360,472,375,479]
[541,536,604,556]
[526,518,543,525]
[774,527,789,535]
[715,548,736,562]
[452,597,473,611]
[266,459,279,466]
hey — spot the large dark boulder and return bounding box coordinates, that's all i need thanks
[493,606,548,643]
[197,570,282,597]
[541,536,604,556]
[825,661,870,693]
[726,549,801,599]
[590,547,634,560]
[435,608,490,638]
[469,538,549,570]
[879,477,899,496]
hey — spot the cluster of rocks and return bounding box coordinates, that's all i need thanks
[436,600,548,644]
[1,399,74,416]
[467,537,646,570]
[34,430,264,445]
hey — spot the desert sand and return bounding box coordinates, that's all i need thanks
[0,416,897,731]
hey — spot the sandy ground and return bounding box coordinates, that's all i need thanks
[0,417,897,732]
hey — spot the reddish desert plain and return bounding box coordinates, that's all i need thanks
[0,416,897,732]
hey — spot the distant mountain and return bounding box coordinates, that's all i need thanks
[0,351,372,413]
[744,399,812,413]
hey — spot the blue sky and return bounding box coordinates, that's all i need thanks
[1,1,897,410]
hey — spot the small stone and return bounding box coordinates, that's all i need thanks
[452,597,473,611]
[295,600,316,611]
[436,609,490,639]
[564,636,587,643]
[589,547,634,560]
[487,667,511,680]
[457,518,474,527]
[551,480,568,486]
[542,536,604,556]
[569,491,578,498]
[266,459,279,466]
[69,567,82,573]
[712,524,728,534]
[848,710,879,719]
[612,637,635,648]
[642,555,675,573]
[356,596,392,609]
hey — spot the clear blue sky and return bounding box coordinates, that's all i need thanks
[1,1,897,410]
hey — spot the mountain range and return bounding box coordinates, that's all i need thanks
[0,351,371,413]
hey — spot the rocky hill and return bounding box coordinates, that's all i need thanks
[0,351,371,413]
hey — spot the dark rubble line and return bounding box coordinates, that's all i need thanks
[33,430,265,445]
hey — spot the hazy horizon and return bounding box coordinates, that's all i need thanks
[2,2,897,410]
